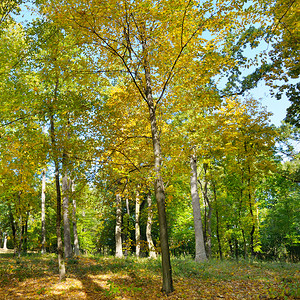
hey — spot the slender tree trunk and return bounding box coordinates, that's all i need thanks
[234,238,239,261]
[50,103,66,281]
[17,214,22,258]
[190,153,207,262]
[143,36,173,293]
[22,213,28,253]
[8,204,16,253]
[146,192,157,259]
[62,171,72,258]
[135,190,141,258]
[124,197,130,257]
[248,174,255,257]
[115,194,123,258]
[213,184,222,260]
[242,229,247,258]
[3,233,7,249]
[41,168,46,254]
[200,163,212,258]
[71,179,80,256]
[54,161,66,281]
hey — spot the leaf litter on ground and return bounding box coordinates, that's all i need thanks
[0,253,299,299]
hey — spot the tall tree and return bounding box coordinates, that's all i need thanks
[41,168,46,254]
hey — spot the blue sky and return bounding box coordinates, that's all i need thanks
[253,82,290,127]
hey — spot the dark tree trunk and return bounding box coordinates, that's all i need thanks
[41,168,46,254]
[142,36,173,293]
[213,184,222,260]
[50,97,66,281]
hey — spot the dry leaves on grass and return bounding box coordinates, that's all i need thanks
[0,254,299,299]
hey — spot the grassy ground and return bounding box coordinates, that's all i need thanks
[0,251,299,299]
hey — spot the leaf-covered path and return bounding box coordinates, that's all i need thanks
[0,253,299,299]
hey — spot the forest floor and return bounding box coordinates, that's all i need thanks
[0,252,299,299]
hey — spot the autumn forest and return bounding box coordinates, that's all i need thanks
[0,0,299,298]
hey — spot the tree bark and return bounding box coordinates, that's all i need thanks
[200,163,212,258]
[17,213,22,258]
[50,102,66,281]
[135,190,141,257]
[71,179,80,256]
[190,153,207,262]
[142,36,173,293]
[115,194,123,258]
[62,171,72,258]
[146,192,157,259]
[213,183,222,260]
[8,204,16,253]
[3,233,7,249]
[41,168,46,254]
[147,84,173,292]
[22,213,28,253]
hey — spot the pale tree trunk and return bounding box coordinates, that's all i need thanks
[135,190,141,257]
[41,168,46,254]
[124,197,130,257]
[115,194,123,258]
[146,192,157,259]
[50,101,66,281]
[62,171,72,258]
[71,179,80,256]
[3,233,7,249]
[190,153,207,262]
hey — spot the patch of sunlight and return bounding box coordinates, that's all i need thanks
[88,274,113,289]
[50,278,83,295]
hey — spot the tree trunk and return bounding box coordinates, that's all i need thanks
[8,204,16,252]
[200,163,212,258]
[148,93,173,293]
[143,36,173,293]
[213,184,222,260]
[41,168,46,254]
[54,161,66,281]
[50,105,66,282]
[22,213,28,253]
[71,179,80,256]
[248,174,255,257]
[124,197,130,257]
[190,153,207,262]
[135,190,141,258]
[3,233,7,249]
[146,192,157,259]
[62,172,72,258]
[115,194,123,258]
[17,214,22,258]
